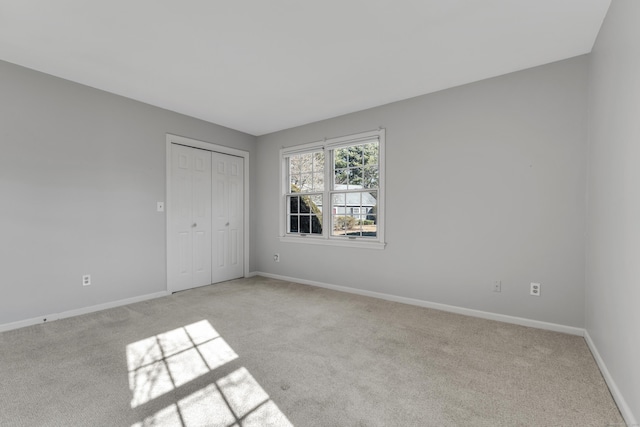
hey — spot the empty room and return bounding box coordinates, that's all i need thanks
[1,1,638,426]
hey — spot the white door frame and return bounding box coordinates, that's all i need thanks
[166,133,250,293]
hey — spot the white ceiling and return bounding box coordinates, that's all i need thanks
[0,1,611,136]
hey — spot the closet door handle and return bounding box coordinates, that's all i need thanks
[225,222,230,227]
[192,223,197,228]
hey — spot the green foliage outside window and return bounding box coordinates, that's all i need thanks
[334,143,378,189]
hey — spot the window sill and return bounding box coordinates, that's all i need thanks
[279,236,386,250]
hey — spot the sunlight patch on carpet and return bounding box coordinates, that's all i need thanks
[132,368,292,427]
[127,320,238,407]
[127,320,292,426]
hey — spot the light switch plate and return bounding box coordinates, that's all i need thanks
[157,202,165,212]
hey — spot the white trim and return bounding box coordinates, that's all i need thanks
[281,141,325,155]
[0,291,169,333]
[166,134,251,293]
[279,146,287,238]
[280,128,383,155]
[168,133,249,158]
[584,331,639,427]
[279,236,386,249]
[252,271,585,336]
[328,129,382,146]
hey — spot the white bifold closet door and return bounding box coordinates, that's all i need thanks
[169,144,243,293]
[211,151,244,282]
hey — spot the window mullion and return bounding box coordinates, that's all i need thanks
[323,146,332,239]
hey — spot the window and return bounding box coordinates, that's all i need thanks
[286,151,324,235]
[280,129,385,249]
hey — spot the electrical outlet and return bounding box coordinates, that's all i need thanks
[493,280,502,292]
[82,275,91,286]
[530,282,541,296]
[274,253,280,262]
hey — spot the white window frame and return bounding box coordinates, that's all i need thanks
[279,129,386,250]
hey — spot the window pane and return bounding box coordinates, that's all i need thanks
[289,151,324,193]
[334,148,349,169]
[287,194,323,235]
[311,215,322,234]
[299,196,311,213]
[345,192,361,207]
[332,193,345,206]
[349,168,363,187]
[332,215,348,235]
[299,153,313,173]
[299,173,313,192]
[334,168,348,186]
[289,196,299,214]
[309,194,323,212]
[314,152,324,171]
[316,175,325,191]
[309,194,322,224]
[288,157,298,174]
[317,155,326,188]
[300,216,310,233]
[366,191,378,203]
[349,147,363,166]
[362,223,377,237]
[333,142,378,191]
[362,166,378,189]
[313,172,324,191]
[330,191,378,238]
[289,215,299,233]
[290,173,301,192]
[363,142,378,166]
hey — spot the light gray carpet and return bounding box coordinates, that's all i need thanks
[0,276,624,426]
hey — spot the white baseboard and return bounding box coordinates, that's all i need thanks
[584,331,638,427]
[255,272,640,423]
[0,290,170,333]
[253,272,585,336]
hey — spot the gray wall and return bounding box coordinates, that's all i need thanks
[0,60,256,325]
[256,56,589,327]
[587,0,640,422]
[2,18,636,420]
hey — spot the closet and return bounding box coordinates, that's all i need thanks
[168,143,244,292]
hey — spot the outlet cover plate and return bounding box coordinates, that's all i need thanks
[530,282,541,296]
